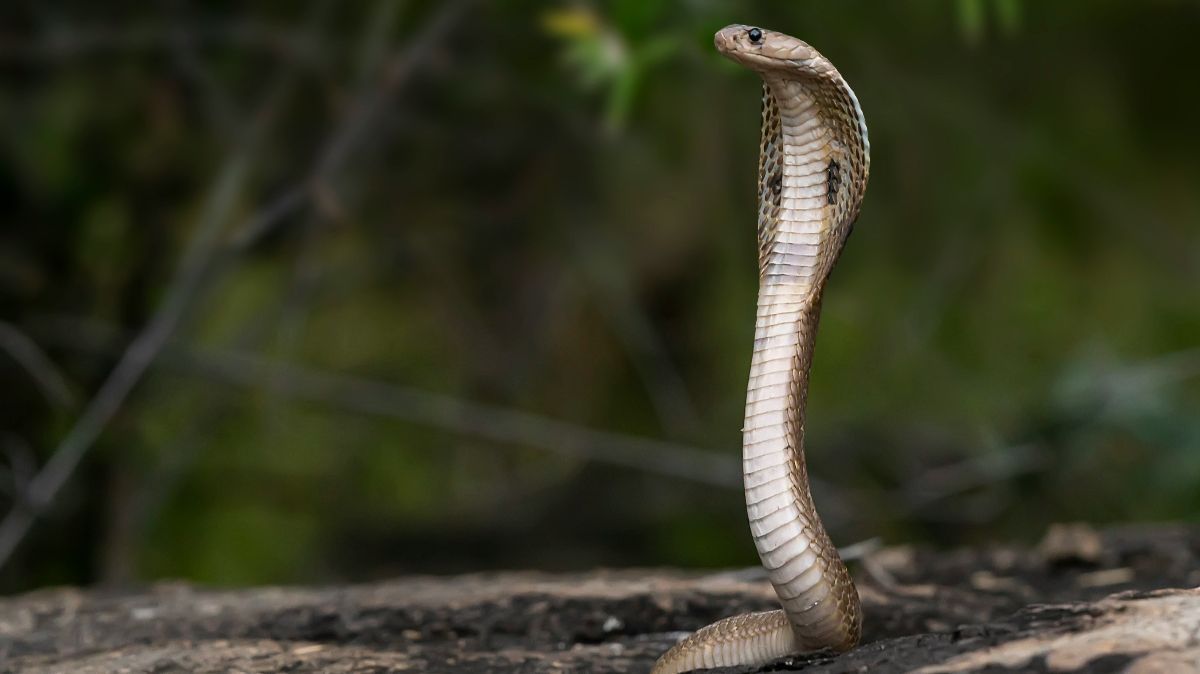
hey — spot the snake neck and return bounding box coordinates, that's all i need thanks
[741,77,862,651]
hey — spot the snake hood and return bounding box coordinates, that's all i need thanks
[715,24,870,182]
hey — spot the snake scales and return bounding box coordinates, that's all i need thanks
[651,25,870,674]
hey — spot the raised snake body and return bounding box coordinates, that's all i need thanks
[651,25,870,674]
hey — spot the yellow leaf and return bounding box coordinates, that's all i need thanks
[541,7,600,39]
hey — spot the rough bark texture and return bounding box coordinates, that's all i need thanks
[1,524,1197,673]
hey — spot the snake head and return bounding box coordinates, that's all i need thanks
[714,24,832,78]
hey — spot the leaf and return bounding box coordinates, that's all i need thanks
[994,0,1022,36]
[957,0,986,45]
[541,7,600,39]
[605,64,639,132]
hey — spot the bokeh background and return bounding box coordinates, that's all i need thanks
[1,1,1197,593]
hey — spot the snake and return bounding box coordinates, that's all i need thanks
[651,24,870,674]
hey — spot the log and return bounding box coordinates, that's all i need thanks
[1,524,1197,673]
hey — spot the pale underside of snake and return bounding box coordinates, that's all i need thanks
[650,25,871,674]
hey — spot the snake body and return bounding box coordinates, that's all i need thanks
[651,25,870,674]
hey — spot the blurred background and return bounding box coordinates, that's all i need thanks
[0,1,1197,593]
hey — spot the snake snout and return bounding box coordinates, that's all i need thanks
[714,24,751,55]
[713,27,734,52]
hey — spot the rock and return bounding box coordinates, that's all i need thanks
[0,524,1197,673]
[1038,522,1105,567]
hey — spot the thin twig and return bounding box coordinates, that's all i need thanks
[0,0,482,571]
[0,26,302,570]
[0,21,328,65]
[127,230,327,557]
[0,435,37,501]
[165,8,241,137]
[37,317,743,488]
[0,172,237,564]
[838,536,884,562]
[0,321,76,409]
[232,0,475,249]
[569,228,703,437]
[899,443,1043,510]
[192,348,742,487]
[0,159,251,567]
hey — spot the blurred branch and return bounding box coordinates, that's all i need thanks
[0,435,37,502]
[570,229,702,437]
[185,347,741,487]
[0,131,260,569]
[899,443,1043,510]
[38,312,1052,524]
[165,11,241,137]
[0,182,234,565]
[0,13,310,570]
[232,0,475,250]
[123,219,332,567]
[839,536,884,562]
[36,317,743,489]
[0,321,76,409]
[0,0,480,571]
[0,21,328,65]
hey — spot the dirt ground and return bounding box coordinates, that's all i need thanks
[1,523,1197,673]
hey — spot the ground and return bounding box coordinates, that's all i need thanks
[1,524,1198,673]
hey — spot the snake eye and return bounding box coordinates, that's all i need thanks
[747,28,763,44]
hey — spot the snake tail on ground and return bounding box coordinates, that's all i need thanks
[651,24,871,674]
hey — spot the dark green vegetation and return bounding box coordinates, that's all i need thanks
[0,2,1197,592]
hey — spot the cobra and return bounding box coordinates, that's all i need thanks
[651,24,870,674]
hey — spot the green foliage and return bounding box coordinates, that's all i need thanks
[543,6,683,131]
[956,0,1023,43]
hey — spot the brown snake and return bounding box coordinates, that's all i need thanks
[651,25,870,674]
